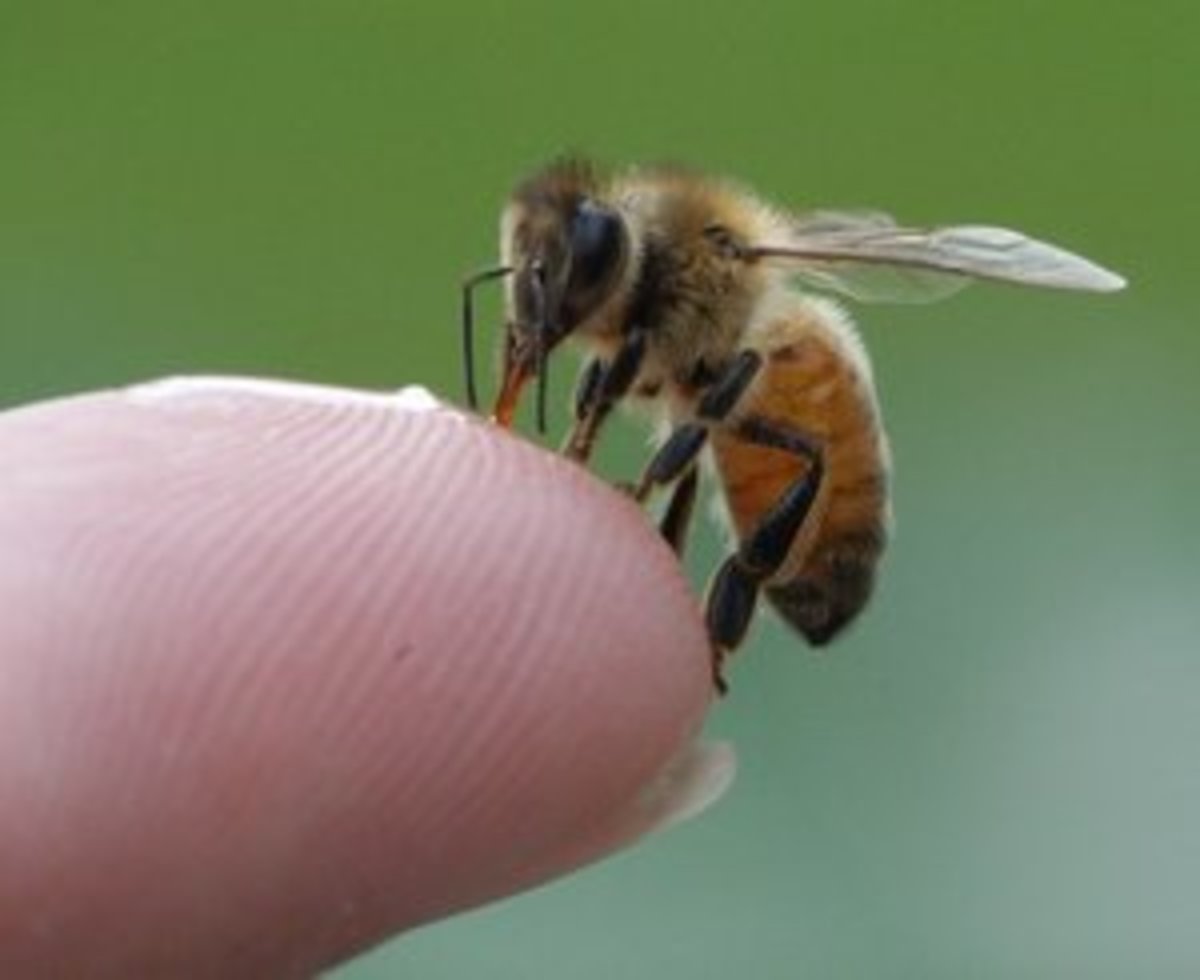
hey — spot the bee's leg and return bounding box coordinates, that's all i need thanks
[706,416,823,693]
[696,349,762,422]
[561,358,610,463]
[629,349,763,502]
[561,331,647,463]
[572,358,606,424]
[658,466,699,556]
[630,423,708,502]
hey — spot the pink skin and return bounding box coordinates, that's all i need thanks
[0,378,733,978]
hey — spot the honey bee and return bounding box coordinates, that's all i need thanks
[462,158,1125,692]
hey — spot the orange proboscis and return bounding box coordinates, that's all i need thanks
[490,361,530,428]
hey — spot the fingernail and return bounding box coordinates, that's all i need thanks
[636,740,737,834]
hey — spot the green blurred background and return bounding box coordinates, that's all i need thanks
[2,2,1196,976]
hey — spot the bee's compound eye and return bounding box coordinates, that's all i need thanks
[569,199,624,291]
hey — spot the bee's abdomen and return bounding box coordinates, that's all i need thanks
[766,524,886,645]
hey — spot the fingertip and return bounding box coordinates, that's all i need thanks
[0,377,723,975]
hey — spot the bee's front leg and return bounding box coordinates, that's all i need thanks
[561,331,647,464]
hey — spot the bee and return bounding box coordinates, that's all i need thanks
[461,158,1125,692]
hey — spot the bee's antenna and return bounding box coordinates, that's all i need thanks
[460,265,512,410]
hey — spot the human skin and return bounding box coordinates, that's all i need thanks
[0,377,733,978]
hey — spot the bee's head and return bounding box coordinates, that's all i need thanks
[492,160,629,430]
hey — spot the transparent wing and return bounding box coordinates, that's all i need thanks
[791,209,898,235]
[767,211,1126,303]
[787,261,971,304]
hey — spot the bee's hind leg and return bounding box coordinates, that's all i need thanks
[706,416,823,693]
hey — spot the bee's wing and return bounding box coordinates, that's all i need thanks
[768,211,1126,303]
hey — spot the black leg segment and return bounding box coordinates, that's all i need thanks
[658,466,699,556]
[562,330,647,463]
[599,330,646,402]
[573,358,605,422]
[627,348,763,500]
[739,454,824,574]
[697,349,762,421]
[633,423,708,500]
[733,413,821,458]
[707,556,760,656]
